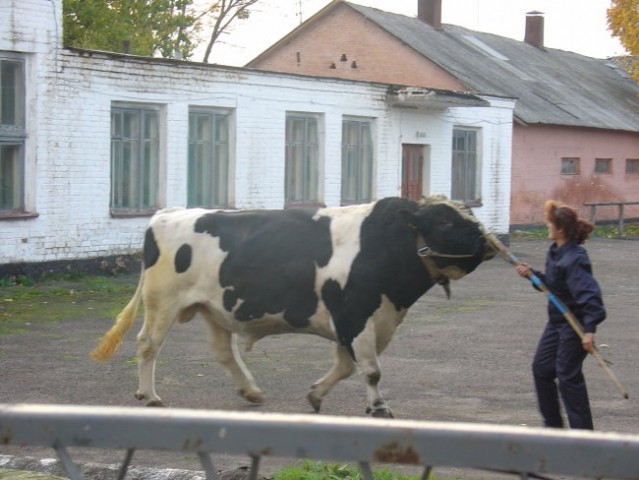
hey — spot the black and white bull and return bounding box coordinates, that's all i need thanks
[91,196,494,417]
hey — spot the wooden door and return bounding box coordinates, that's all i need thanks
[401,144,423,201]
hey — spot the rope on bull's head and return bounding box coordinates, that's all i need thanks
[417,245,478,258]
[417,234,483,259]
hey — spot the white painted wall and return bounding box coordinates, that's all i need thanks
[0,0,512,266]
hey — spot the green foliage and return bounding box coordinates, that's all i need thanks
[62,0,262,62]
[274,461,424,480]
[63,0,198,58]
[0,274,34,287]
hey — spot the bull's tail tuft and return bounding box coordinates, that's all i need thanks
[90,270,144,362]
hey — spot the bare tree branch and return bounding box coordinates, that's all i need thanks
[201,0,261,63]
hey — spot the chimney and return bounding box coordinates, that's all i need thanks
[418,0,442,30]
[525,11,544,49]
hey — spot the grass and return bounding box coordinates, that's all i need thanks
[0,274,137,335]
[274,461,429,480]
[511,221,639,240]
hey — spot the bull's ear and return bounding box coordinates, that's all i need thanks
[396,209,418,230]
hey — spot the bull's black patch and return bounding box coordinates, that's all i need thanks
[194,209,332,326]
[174,243,192,273]
[223,289,238,312]
[322,197,487,358]
[143,228,160,269]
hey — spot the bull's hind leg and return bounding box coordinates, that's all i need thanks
[307,344,355,413]
[204,318,264,404]
[135,309,177,407]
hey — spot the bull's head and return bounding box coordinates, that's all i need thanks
[401,196,496,284]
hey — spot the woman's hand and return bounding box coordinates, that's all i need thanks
[516,262,532,278]
[582,333,595,353]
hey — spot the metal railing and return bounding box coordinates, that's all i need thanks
[2,404,639,480]
[584,201,639,238]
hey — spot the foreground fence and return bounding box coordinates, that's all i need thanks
[2,404,639,480]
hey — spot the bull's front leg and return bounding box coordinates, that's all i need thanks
[352,323,394,418]
[307,344,355,413]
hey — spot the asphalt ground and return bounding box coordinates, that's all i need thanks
[1,238,638,479]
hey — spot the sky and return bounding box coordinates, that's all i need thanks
[200,0,627,66]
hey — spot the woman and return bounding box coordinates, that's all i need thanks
[516,200,606,430]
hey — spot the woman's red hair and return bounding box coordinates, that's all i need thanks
[544,200,594,244]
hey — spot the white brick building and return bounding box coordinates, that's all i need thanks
[0,0,513,273]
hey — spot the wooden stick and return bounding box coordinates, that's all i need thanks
[483,231,629,399]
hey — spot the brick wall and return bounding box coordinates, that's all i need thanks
[248,4,468,91]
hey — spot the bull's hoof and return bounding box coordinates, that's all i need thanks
[135,392,165,407]
[306,392,322,413]
[239,388,264,404]
[366,406,394,419]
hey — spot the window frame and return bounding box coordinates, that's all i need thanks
[560,157,580,175]
[594,158,612,174]
[451,127,481,206]
[341,116,374,205]
[187,107,232,208]
[110,102,162,217]
[0,54,29,218]
[285,112,323,208]
[625,158,639,174]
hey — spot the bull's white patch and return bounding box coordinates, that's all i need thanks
[314,203,371,290]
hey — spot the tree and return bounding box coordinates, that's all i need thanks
[63,0,262,62]
[199,0,261,63]
[607,0,639,81]
[63,0,198,58]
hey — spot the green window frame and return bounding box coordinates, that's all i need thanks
[188,109,230,208]
[0,57,26,214]
[285,113,320,206]
[452,128,481,205]
[110,104,160,214]
[341,118,373,205]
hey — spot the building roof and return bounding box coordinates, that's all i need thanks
[252,1,639,131]
[347,2,639,131]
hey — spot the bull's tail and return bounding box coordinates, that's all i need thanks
[90,268,145,362]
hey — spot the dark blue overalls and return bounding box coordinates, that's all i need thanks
[530,242,606,430]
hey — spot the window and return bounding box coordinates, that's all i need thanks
[0,57,26,214]
[626,159,639,174]
[451,128,480,205]
[341,117,373,204]
[561,157,580,175]
[285,113,320,206]
[594,158,612,174]
[111,104,160,214]
[188,108,230,207]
